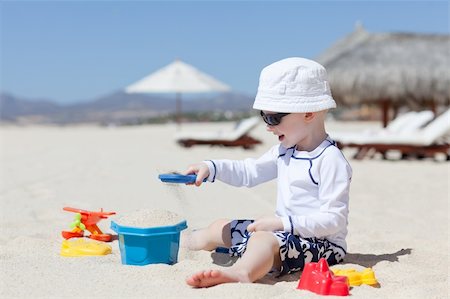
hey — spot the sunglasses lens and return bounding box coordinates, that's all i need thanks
[260,111,284,126]
[267,115,281,126]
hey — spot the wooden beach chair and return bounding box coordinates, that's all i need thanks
[175,116,262,149]
[337,109,450,160]
[331,110,434,146]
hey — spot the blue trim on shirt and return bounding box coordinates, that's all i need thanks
[291,140,335,160]
[207,160,217,182]
[278,145,296,158]
[282,139,336,185]
[308,160,319,185]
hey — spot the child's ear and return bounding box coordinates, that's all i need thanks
[304,112,315,122]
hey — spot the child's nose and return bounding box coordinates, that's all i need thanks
[266,124,275,132]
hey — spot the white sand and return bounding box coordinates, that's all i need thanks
[0,121,448,298]
[114,209,184,227]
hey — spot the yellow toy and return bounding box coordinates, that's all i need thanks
[60,239,112,257]
[332,268,379,287]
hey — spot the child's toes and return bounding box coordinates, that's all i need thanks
[203,270,213,278]
[186,271,203,286]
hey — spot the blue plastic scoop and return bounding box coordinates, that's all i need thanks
[158,174,207,184]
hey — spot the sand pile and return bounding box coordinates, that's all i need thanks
[114,209,184,227]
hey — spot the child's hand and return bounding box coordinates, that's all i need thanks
[247,216,283,232]
[182,162,210,187]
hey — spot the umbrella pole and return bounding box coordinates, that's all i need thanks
[176,92,181,127]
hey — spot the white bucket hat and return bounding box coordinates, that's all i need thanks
[253,57,336,113]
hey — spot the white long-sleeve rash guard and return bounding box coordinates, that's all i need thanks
[203,137,352,251]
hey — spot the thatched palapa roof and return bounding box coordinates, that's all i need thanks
[317,25,450,109]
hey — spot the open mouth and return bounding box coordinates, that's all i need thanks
[278,135,285,142]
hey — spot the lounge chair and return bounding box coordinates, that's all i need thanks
[175,116,262,149]
[331,110,434,145]
[337,109,450,160]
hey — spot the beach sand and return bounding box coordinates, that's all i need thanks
[0,121,448,298]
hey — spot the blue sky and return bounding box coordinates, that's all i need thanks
[1,1,449,104]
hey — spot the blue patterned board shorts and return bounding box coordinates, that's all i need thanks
[228,220,346,276]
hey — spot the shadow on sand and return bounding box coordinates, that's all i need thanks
[211,251,237,267]
[344,248,412,268]
[210,248,412,285]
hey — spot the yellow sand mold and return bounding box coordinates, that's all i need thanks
[60,239,112,257]
[332,268,378,286]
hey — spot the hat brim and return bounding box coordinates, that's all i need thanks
[253,94,336,113]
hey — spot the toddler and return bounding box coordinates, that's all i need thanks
[182,57,352,288]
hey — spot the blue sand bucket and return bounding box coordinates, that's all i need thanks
[110,220,187,266]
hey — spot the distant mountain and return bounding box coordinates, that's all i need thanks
[0,91,255,125]
[0,93,62,122]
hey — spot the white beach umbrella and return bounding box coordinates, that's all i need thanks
[125,60,230,124]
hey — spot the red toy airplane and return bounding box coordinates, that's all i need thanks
[61,207,116,242]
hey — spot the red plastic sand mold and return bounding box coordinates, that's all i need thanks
[297,258,350,296]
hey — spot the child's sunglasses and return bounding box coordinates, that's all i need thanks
[260,111,290,126]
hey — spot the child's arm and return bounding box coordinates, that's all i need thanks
[202,145,279,187]
[247,216,284,232]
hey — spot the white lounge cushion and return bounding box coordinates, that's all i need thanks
[174,116,260,142]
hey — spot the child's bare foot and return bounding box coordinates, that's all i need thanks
[186,269,251,288]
